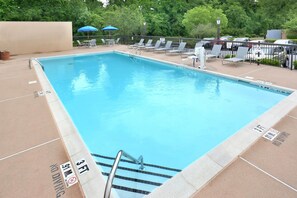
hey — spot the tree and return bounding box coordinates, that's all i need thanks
[256,0,297,29]
[145,13,170,36]
[224,4,251,36]
[0,0,19,20]
[102,6,145,36]
[76,10,103,31]
[182,6,228,37]
[190,24,217,38]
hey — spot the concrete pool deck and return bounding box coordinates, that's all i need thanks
[0,45,297,198]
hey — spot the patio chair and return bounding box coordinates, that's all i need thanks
[129,38,144,48]
[206,44,222,59]
[89,39,97,47]
[144,40,161,51]
[154,41,172,53]
[101,39,107,45]
[137,39,153,49]
[76,40,85,47]
[222,46,249,65]
[182,42,204,57]
[166,42,187,55]
[115,38,120,44]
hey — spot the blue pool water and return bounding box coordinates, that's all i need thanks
[39,52,288,169]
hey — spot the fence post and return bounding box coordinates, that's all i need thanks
[290,47,293,70]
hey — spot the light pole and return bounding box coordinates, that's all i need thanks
[143,22,147,36]
[216,18,221,40]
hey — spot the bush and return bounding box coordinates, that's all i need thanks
[286,30,297,39]
[294,60,297,69]
[264,39,276,43]
[224,54,235,58]
[259,58,280,66]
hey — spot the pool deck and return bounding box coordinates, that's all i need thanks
[0,45,297,198]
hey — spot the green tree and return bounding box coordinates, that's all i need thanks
[257,0,297,29]
[76,10,103,32]
[145,13,170,36]
[190,24,217,38]
[0,0,18,20]
[102,6,145,36]
[224,4,251,36]
[182,6,228,37]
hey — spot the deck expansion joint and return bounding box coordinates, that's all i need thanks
[239,156,297,193]
[0,138,60,161]
[287,115,297,120]
[0,93,33,103]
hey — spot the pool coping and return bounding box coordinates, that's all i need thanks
[33,59,110,198]
[33,51,297,198]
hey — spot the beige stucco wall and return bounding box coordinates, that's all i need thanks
[0,21,73,55]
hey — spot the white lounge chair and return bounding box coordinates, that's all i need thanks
[129,38,144,48]
[115,38,120,44]
[76,40,85,47]
[206,44,222,59]
[101,39,107,45]
[166,42,187,55]
[182,42,204,56]
[154,41,172,52]
[222,47,249,65]
[145,40,161,51]
[138,39,153,49]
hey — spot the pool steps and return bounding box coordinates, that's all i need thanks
[91,153,181,197]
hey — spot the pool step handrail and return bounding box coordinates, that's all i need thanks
[104,150,144,198]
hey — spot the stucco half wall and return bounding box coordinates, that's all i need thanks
[0,21,73,55]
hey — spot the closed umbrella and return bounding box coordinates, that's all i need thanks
[78,26,98,39]
[102,25,118,38]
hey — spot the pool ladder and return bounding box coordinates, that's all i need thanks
[104,150,144,198]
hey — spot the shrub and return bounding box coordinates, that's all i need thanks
[224,54,235,58]
[286,32,297,39]
[259,58,280,66]
[264,39,276,43]
[294,60,297,69]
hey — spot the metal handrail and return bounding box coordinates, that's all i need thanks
[103,150,144,198]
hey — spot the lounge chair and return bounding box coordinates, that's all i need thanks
[222,47,249,65]
[166,42,187,55]
[129,38,144,48]
[101,39,107,45]
[76,40,86,47]
[145,40,161,51]
[115,38,120,44]
[206,44,222,59]
[154,41,172,52]
[182,42,204,57]
[137,39,153,49]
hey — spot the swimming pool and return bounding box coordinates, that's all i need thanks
[39,52,288,170]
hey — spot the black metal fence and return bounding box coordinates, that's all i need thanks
[73,35,297,70]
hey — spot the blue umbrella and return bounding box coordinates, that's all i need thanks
[78,26,98,38]
[102,25,118,38]
[102,25,118,31]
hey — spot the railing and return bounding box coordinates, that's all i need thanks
[104,150,144,198]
